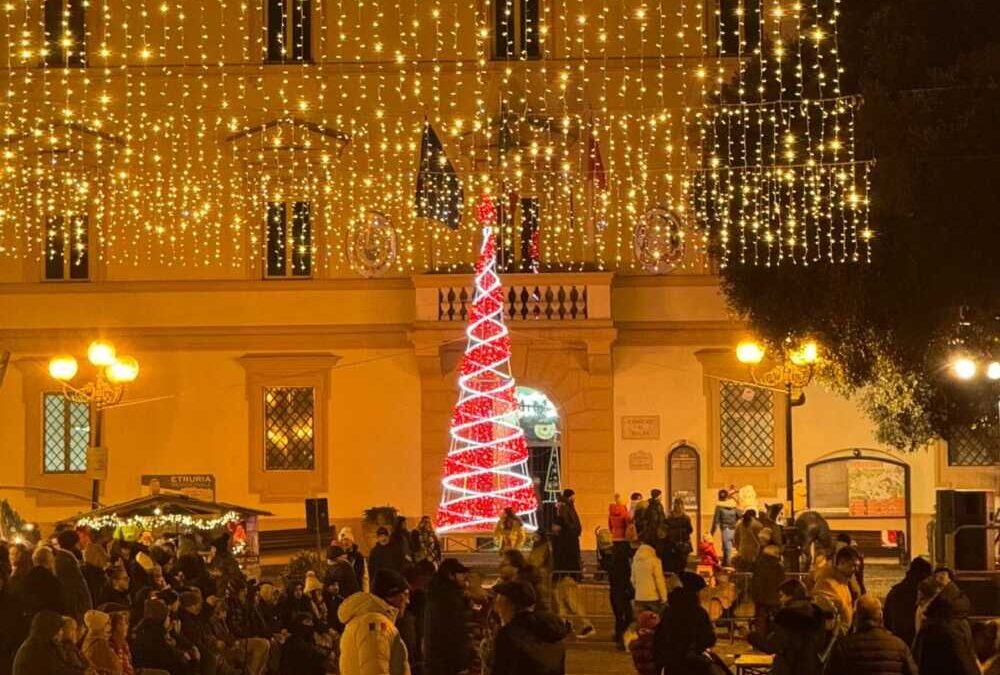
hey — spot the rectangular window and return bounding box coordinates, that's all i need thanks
[717,0,760,58]
[44,214,89,281]
[264,387,316,471]
[719,380,774,467]
[494,0,540,60]
[43,393,90,473]
[264,202,312,278]
[947,419,999,467]
[44,0,86,67]
[266,0,312,63]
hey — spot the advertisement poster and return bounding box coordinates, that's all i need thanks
[847,460,906,517]
[141,474,216,502]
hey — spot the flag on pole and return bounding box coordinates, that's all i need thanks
[587,132,607,192]
[415,122,464,229]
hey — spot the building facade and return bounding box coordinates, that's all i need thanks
[0,0,995,554]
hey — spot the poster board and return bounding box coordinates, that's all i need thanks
[668,445,701,526]
[807,456,907,518]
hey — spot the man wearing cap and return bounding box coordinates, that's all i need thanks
[425,559,474,675]
[492,580,567,675]
[373,569,419,674]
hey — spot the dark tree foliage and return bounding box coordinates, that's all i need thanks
[719,0,1000,450]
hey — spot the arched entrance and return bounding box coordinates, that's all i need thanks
[516,386,561,532]
[667,442,701,533]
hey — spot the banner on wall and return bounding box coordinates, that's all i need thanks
[141,474,216,501]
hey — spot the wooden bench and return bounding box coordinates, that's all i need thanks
[258,528,333,554]
[835,529,906,563]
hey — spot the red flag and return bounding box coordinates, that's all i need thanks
[587,133,607,192]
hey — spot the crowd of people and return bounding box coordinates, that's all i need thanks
[0,486,996,675]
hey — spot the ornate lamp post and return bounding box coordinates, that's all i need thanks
[735,338,820,521]
[48,340,140,508]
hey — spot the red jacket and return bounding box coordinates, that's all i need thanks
[629,630,658,675]
[698,539,720,568]
[609,503,632,541]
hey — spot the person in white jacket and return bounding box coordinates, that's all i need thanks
[338,591,411,675]
[631,542,668,616]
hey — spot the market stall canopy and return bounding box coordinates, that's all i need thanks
[58,493,271,528]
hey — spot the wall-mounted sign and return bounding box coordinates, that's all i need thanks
[141,474,216,502]
[629,450,654,471]
[87,447,109,480]
[622,415,660,440]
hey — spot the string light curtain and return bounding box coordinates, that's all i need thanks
[0,0,870,274]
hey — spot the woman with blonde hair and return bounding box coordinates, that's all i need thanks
[82,609,122,675]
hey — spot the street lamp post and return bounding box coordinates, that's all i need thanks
[735,339,819,521]
[950,355,1000,436]
[48,341,140,508]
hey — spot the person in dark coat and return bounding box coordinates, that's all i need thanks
[750,543,786,637]
[662,497,694,575]
[12,610,85,675]
[335,528,367,590]
[405,560,435,675]
[100,566,132,608]
[372,568,419,674]
[758,503,784,547]
[18,546,65,622]
[0,571,26,675]
[132,598,192,675]
[652,572,717,675]
[369,527,408,582]
[747,579,829,675]
[551,495,595,638]
[325,545,362,598]
[424,558,474,675]
[912,580,981,675]
[827,596,918,675]
[279,612,327,675]
[608,536,634,649]
[492,580,567,675]
[883,556,933,646]
[82,542,110,610]
[54,530,92,623]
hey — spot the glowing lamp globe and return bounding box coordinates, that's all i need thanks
[790,341,819,366]
[736,341,765,365]
[87,340,117,367]
[987,361,1000,381]
[952,358,977,381]
[107,355,140,383]
[48,355,78,381]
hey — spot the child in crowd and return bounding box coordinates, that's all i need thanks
[628,610,660,675]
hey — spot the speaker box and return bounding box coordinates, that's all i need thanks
[937,490,989,571]
[305,498,329,533]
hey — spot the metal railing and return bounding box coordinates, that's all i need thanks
[437,283,589,321]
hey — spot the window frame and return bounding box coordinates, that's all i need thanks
[263,385,317,472]
[946,422,999,467]
[264,201,313,279]
[264,0,313,64]
[43,0,86,67]
[240,353,338,502]
[42,392,91,474]
[718,379,775,468]
[43,213,90,282]
[493,0,542,61]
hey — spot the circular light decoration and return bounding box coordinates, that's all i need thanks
[633,207,686,274]
[349,210,398,278]
[534,423,557,441]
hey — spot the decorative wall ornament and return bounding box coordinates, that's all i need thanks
[633,207,686,274]
[349,210,398,278]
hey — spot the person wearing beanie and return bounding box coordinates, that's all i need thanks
[369,526,407,585]
[372,569,418,673]
[492,580,566,675]
[83,609,123,675]
[55,529,93,624]
[827,596,919,675]
[883,556,933,646]
[336,527,368,592]
[132,599,191,675]
[652,571,716,674]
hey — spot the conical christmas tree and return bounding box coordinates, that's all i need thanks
[435,197,539,533]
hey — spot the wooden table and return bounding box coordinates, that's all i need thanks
[734,653,774,675]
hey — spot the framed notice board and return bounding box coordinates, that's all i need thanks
[807,454,909,519]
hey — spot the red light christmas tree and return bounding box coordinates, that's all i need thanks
[434,197,539,533]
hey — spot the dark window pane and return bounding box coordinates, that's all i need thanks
[718,0,740,57]
[43,393,89,473]
[266,202,286,277]
[720,380,774,467]
[67,400,90,471]
[292,202,312,277]
[44,0,63,66]
[266,0,285,62]
[494,0,516,59]
[948,417,999,466]
[521,0,540,59]
[292,0,311,62]
[264,387,315,470]
[67,0,85,66]
[45,216,66,280]
[69,215,89,280]
[520,197,539,271]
